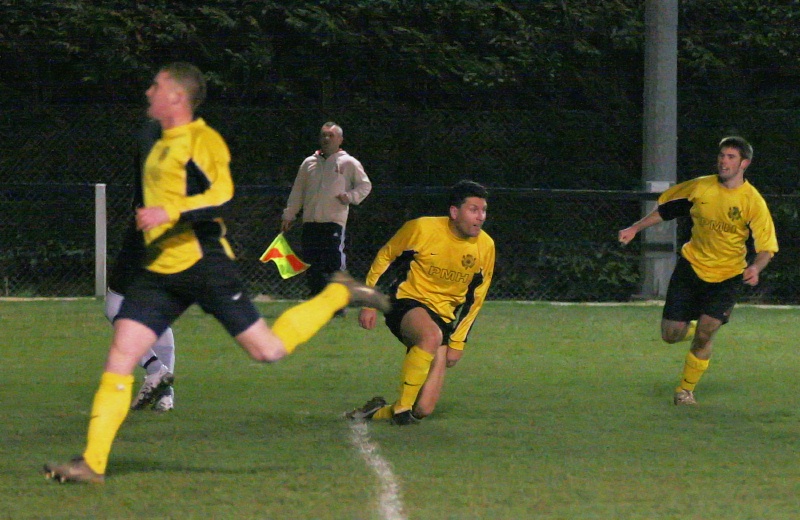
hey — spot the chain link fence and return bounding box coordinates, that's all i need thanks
[229,186,649,302]
[1,104,799,302]
[2,182,798,303]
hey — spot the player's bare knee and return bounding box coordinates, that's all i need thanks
[236,337,287,363]
[247,346,286,363]
[416,334,442,353]
[661,324,687,343]
[445,358,459,368]
[414,404,434,418]
[235,319,288,362]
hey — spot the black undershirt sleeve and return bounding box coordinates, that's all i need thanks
[657,198,692,221]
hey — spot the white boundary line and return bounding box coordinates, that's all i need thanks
[347,421,407,520]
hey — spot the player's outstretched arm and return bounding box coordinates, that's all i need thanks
[618,226,638,245]
[618,208,664,246]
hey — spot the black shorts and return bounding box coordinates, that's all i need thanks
[301,222,346,295]
[662,256,741,325]
[107,222,146,295]
[385,298,453,347]
[116,252,261,338]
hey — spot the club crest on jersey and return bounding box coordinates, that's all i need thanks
[728,206,742,221]
[159,147,170,161]
[462,254,476,269]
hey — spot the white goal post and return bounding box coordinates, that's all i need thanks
[94,183,107,297]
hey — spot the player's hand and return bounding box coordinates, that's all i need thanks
[618,227,637,246]
[280,219,293,233]
[136,206,170,231]
[359,308,377,330]
[336,193,349,204]
[742,265,760,286]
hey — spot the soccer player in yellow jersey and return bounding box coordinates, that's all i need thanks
[44,62,389,484]
[346,180,495,425]
[619,136,778,406]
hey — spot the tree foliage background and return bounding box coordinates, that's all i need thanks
[2,1,798,109]
[1,0,799,190]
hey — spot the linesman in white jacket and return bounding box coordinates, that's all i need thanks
[281,122,372,301]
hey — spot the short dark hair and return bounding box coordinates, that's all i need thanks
[161,62,207,109]
[448,180,488,208]
[322,121,343,138]
[719,135,753,161]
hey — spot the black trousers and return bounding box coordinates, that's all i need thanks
[301,222,346,296]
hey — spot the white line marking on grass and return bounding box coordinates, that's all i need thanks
[348,421,407,520]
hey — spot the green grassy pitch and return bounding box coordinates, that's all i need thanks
[1,300,799,519]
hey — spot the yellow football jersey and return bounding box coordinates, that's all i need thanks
[658,175,778,282]
[141,118,235,274]
[366,216,495,350]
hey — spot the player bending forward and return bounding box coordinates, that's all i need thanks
[346,180,495,425]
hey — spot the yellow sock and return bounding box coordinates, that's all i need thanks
[394,346,434,413]
[683,320,697,342]
[372,405,393,420]
[271,283,349,353]
[83,372,134,475]
[676,351,709,392]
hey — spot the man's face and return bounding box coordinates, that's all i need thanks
[146,71,181,120]
[717,146,749,183]
[319,126,343,155]
[450,196,487,239]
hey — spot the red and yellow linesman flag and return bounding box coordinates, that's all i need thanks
[259,233,310,279]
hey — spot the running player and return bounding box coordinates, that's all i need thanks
[44,62,390,483]
[619,136,778,405]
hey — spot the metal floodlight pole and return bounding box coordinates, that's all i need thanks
[640,0,678,299]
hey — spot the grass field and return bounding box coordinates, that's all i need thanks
[2,299,800,519]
